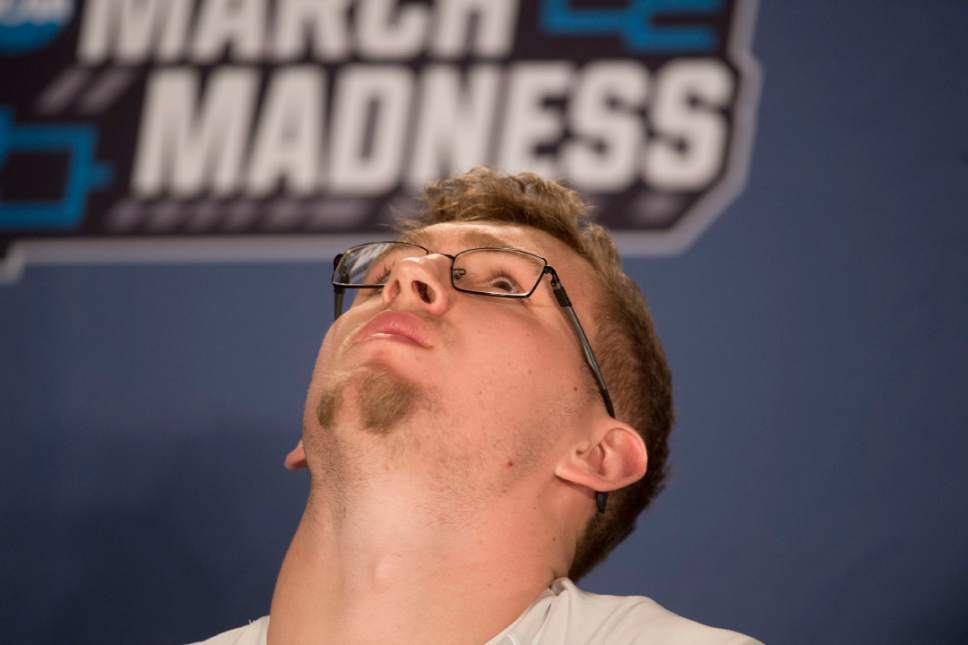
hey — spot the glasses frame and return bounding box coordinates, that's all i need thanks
[331,241,615,512]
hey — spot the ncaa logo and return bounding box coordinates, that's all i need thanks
[0,0,74,55]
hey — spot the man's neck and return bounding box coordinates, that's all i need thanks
[267,479,566,645]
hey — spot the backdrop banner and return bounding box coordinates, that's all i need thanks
[0,0,759,279]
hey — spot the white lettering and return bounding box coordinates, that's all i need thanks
[564,61,649,192]
[431,0,519,58]
[272,0,352,61]
[133,68,258,197]
[79,0,191,63]
[192,0,265,63]
[357,0,428,59]
[407,65,501,189]
[329,65,413,194]
[498,62,572,178]
[645,60,733,190]
[247,67,325,196]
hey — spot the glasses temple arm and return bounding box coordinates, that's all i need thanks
[332,254,345,319]
[547,271,616,418]
[548,271,615,515]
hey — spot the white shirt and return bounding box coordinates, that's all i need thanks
[189,578,762,644]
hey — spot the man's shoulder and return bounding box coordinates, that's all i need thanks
[522,578,761,644]
[185,616,268,645]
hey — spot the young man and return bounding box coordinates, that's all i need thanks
[194,169,760,644]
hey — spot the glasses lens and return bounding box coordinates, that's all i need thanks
[335,242,426,286]
[452,249,546,295]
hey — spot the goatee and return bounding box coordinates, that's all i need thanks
[316,365,421,435]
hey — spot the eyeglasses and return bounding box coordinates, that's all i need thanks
[331,241,614,512]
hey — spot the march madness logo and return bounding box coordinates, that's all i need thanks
[0,0,760,280]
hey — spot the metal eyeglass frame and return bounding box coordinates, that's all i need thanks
[331,241,614,513]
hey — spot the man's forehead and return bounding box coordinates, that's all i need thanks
[399,222,547,256]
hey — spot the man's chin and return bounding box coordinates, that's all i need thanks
[316,364,422,436]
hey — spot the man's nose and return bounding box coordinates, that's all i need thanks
[381,255,454,316]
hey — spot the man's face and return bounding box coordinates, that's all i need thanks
[302,221,607,500]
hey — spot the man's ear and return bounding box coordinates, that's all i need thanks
[554,421,647,495]
[284,439,308,470]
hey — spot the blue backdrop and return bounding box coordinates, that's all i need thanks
[2,2,967,643]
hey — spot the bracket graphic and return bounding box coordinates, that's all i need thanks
[540,0,723,53]
[0,108,112,230]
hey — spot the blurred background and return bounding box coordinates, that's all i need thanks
[2,1,966,643]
